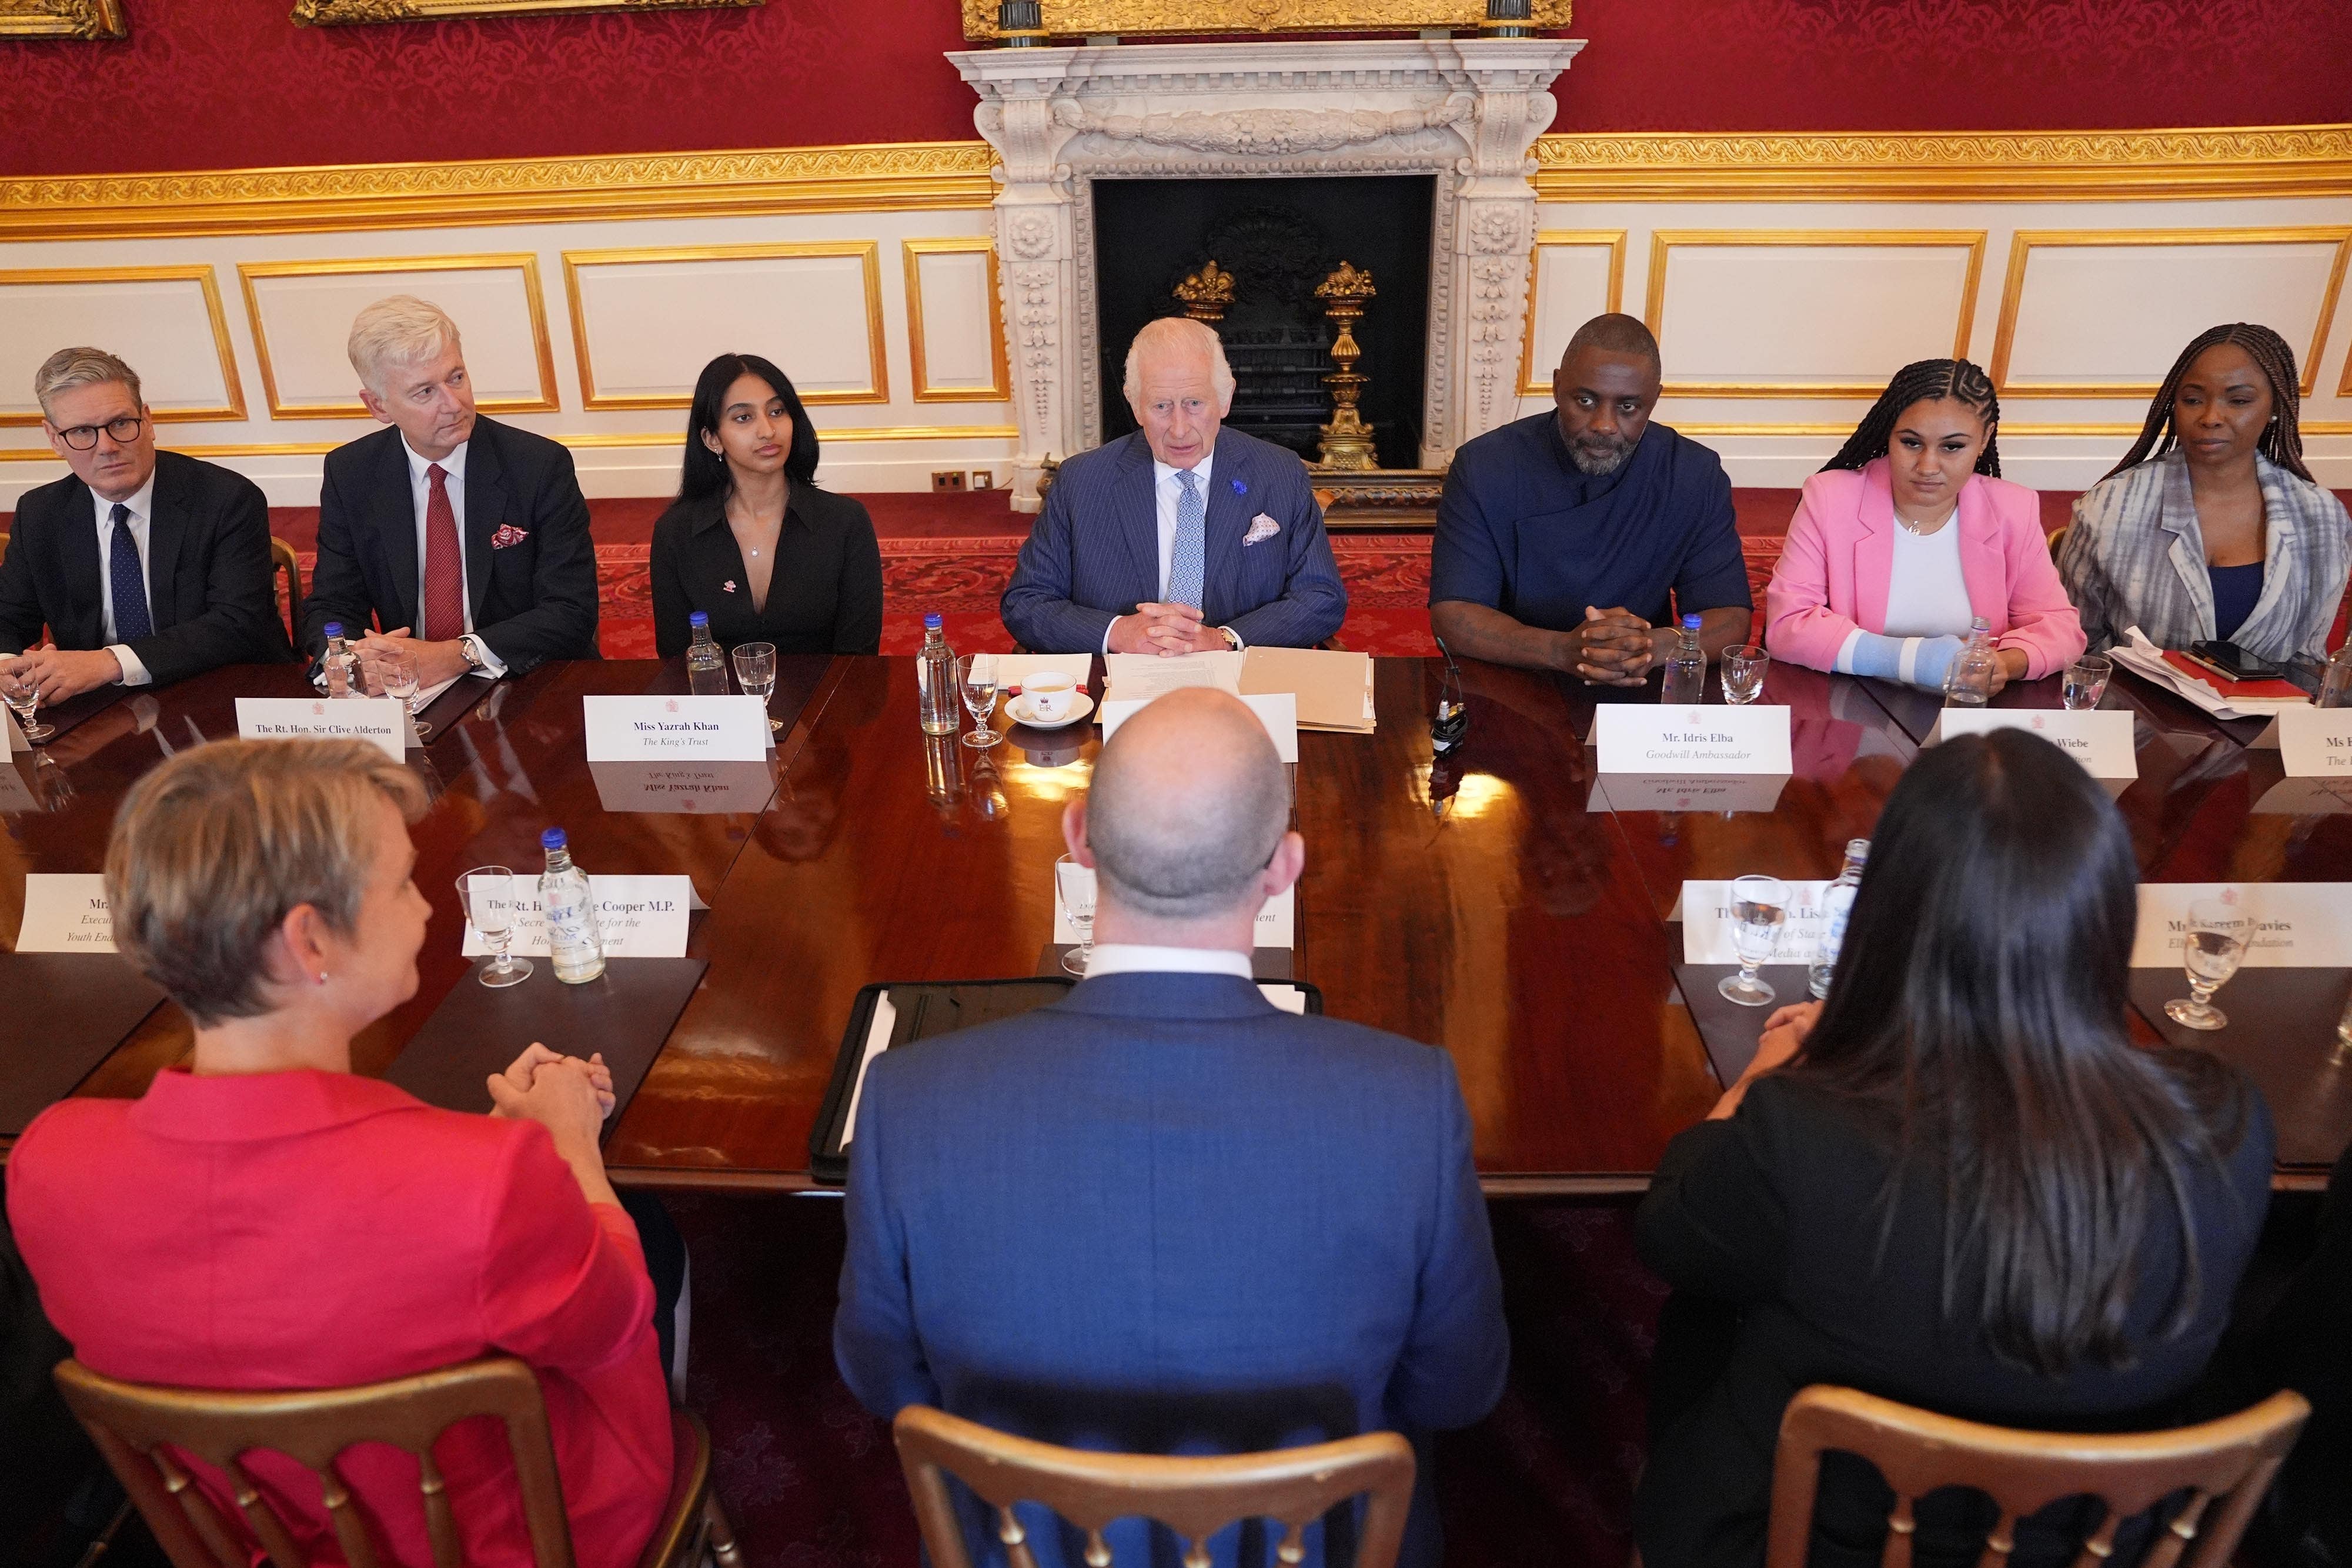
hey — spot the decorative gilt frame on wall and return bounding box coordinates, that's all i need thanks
[0,0,126,39]
[291,0,756,26]
[958,0,1562,40]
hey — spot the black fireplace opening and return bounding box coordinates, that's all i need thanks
[1091,175,1435,472]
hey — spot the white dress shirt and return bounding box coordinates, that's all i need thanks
[400,437,505,677]
[1099,452,1244,653]
[1081,943,1255,981]
[89,472,156,687]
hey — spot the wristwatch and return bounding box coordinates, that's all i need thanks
[1217,627,1242,652]
[459,636,487,673]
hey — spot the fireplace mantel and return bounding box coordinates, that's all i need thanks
[949,37,1583,509]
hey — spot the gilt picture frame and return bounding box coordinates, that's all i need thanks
[0,0,128,41]
[292,0,760,25]
[958,0,1565,40]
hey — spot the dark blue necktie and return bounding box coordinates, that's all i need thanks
[109,503,152,642]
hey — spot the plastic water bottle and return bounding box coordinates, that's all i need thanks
[539,827,606,985]
[1808,838,1870,1000]
[1660,614,1707,704]
[917,613,959,736]
[2319,642,2352,708]
[320,621,357,697]
[686,611,730,696]
[1944,617,1999,707]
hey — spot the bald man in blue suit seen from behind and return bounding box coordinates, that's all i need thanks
[1000,317,1347,653]
[836,688,1506,1568]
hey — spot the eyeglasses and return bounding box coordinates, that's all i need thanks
[54,416,144,451]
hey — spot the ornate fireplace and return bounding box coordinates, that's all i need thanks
[949,36,1584,510]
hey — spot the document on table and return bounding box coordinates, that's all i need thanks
[1238,646,1376,733]
[2109,627,2308,723]
[1103,651,1244,700]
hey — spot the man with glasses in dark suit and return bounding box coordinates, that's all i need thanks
[0,347,290,703]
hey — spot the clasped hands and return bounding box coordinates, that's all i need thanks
[1108,601,1228,657]
[343,627,472,693]
[1710,999,1819,1119]
[1564,605,1658,687]
[4,647,127,705]
[486,1041,615,1147]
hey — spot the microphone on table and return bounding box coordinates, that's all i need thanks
[1431,636,1469,756]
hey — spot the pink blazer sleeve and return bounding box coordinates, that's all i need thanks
[1982,482,2087,678]
[1763,473,1865,673]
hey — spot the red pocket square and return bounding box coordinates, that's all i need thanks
[489,524,531,549]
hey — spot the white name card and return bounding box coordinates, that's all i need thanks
[1927,707,2137,780]
[2253,775,2352,815]
[236,697,407,761]
[16,873,115,952]
[1593,705,1792,776]
[1589,774,1792,814]
[2259,707,2352,777]
[583,696,770,762]
[2130,884,2352,968]
[2,706,21,753]
[1098,691,1299,763]
[462,874,702,958]
[1677,878,1833,965]
[1054,864,1295,949]
[587,760,779,815]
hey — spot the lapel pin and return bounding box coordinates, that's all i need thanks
[1230,478,1248,496]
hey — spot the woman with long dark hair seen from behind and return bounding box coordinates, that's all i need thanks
[650,353,883,657]
[2060,323,2350,664]
[1633,728,2273,1568]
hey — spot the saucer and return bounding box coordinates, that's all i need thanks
[1006,691,1094,730]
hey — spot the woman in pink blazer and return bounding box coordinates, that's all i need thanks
[1766,359,2085,693]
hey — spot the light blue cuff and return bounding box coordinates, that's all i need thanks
[1838,631,1966,690]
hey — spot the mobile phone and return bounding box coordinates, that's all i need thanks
[2186,640,2284,683]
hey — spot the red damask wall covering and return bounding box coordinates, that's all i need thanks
[2,0,2346,178]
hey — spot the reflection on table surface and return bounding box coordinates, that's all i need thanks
[1,654,2344,1193]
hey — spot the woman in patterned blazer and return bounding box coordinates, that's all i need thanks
[2060,322,2350,663]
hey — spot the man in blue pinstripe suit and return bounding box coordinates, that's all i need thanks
[1000,318,1348,654]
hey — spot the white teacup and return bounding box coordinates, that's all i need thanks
[1025,670,1076,722]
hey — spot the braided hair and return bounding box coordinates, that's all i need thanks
[2098,323,2311,485]
[1821,359,2002,477]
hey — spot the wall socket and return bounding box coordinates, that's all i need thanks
[971,470,995,490]
[930,470,967,493]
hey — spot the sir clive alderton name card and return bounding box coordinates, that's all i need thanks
[1593,704,1791,776]
[236,697,407,761]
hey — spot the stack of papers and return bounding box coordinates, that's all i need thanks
[1103,648,1376,734]
[2108,628,2308,723]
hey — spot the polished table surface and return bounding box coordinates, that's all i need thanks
[1,654,2344,1193]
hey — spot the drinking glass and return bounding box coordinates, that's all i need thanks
[1718,873,1788,1007]
[382,646,429,743]
[2062,655,2112,711]
[1721,644,1770,705]
[2164,896,2252,1031]
[731,641,780,732]
[1056,853,1096,976]
[2,671,53,744]
[457,866,533,988]
[960,654,1002,748]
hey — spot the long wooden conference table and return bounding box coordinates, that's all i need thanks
[1,652,2346,1193]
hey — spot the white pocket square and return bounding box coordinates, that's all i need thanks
[1242,512,1281,546]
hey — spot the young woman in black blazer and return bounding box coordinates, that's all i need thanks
[650,353,883,657]
[1635,728,2274,1568]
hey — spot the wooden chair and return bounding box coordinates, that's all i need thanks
[53,1354,737,1568]
[1763,1385,2310,1568]
[2046,524,2070,563]
[894,1404,1415,1568]
[270,536,305,641]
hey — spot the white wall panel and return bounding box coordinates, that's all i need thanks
[0,268,242,424]
[240,258,556,418]
[905,240,1007,400]
[1516,232,1624,394]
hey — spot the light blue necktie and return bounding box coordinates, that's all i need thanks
[1167,469,1205,611]
[109,503,152,642]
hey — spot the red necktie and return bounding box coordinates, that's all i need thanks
[422,463,464,643]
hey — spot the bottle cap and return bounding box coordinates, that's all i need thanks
[924,613,944,630]
[540,827,567,851]
[1681,613,1702,630]
[323,621,344,638]
[689,611,709,628]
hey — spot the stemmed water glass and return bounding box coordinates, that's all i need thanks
[382,646,429,743]
[457,865,533,988]
[1721,645,1771,706]
[3,669,54,744]
[732,641,780,732]
[2164,895,2251,1031]
[2062,655,2112,711]
[1056,853,1095,975]
[1718,873,1788,1007]
[960,654,1002,748]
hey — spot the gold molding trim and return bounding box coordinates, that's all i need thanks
[0,426,1021,463]
[1989,228,2352,399]
[1646,420,2352,438]
[561,242,890,410]
[0,142,996,243]
[1643,230,1987,399]
[293,0,754,24]
[0,0,125,38]
[960,0,1564,41]
[236,253,561,420]
[902,238,1013,405]
[1532,125,2352,203]
[1515,230,1626,397]
[0,265,246,427]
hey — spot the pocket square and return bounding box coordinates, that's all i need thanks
[489,524,531,549]
[1242,512,1281,546]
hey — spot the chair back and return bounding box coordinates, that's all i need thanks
[893,1405,1415,1568]
[2046,524,2070,562]
[54,1354,577,1568]
[270,536,304,640]
[1763,1385,2310,1568]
